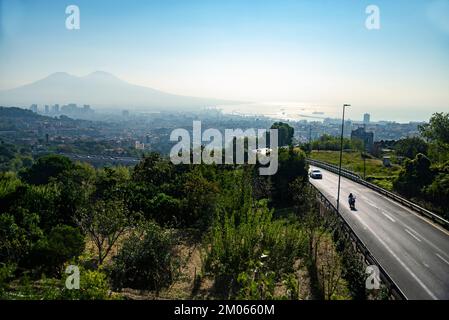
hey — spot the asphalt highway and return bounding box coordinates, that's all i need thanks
[309,166,449,300]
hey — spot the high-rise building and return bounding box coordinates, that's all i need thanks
[363,113,371,125]
[45,105,49,113]
[30,104,38,113]
[52,104,60,113]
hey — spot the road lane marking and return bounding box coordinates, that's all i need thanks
[313,165,449,238]
[352,213,438,300]
[404,226,425,240]
[381,196,449,237]
[381,211,396,223]
[405,228,422,242]
[364,198,378,208]
[435,253,449,266]
[401,224,449,261]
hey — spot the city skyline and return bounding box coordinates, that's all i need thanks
[1,0,449,122]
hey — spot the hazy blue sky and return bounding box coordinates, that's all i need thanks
[1,0,449,120]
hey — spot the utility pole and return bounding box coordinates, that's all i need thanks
[336,104,350,213]
[363,153,366,179]
[362,141,367,180]
[309,125,312,152]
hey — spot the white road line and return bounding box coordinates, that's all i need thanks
[405,228,422,242]
[352,213,438,300]
[316,165,448,238]
[405,226,425,240]
[365,199,378,209]
[382,195,449,237]
[381,211,396,223]
[435,253,449,266]
[402,224,449,261]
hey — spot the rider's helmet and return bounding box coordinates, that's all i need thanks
[349,193,353,198]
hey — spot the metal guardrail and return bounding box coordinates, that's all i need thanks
[309,183,407,300]
[307,158,449,230]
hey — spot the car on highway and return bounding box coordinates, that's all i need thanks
[309,169,323,179]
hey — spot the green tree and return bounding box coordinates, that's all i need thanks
[149,193,182,226]
[132,152,173,187]
[311,134,363,152]
[28,225,84,275]
[393,153,433,197]
[110,221,179,293]
[21,155,73,185]
[419,113,449,163]
[94,166,130,202]
[181,170,219,228]
[0,209,43,264]
[270,147,308,206]
[271,122,294,146]
[54,162,96,227]
[204,200,305,297]
[76,199,130,265]
[419,112,449,145]
[424,173,449,214]
[394,137,428,159]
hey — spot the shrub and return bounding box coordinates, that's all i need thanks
[1,269,112,300]
[0,263,16,297]
[28,225,85,275]
[0,209,43,264]
[110,221,179,292]
[237,259,276,300]
[20,154,73,185]
[62,269,111,300]
[204,200,306,287]
[393,153,433,197]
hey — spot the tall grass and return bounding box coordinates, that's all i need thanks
[203,200,306,290]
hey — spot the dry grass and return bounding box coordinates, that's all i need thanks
[83,228,314,300]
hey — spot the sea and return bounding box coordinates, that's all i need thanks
[216,102,439,124]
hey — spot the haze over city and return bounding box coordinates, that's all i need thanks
[1,0,449,122]
[2,0,449,307]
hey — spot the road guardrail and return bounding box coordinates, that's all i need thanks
[310,183,407,300]
[306,158,449,230]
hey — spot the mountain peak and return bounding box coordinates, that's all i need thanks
[46,72,75,79]
[0,71,236,109]
[84,71,118,79]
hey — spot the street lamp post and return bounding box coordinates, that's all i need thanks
[336,104,350,213]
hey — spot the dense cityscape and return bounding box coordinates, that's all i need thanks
[0,103,423,168]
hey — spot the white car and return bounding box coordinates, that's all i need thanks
[309,169,323,179]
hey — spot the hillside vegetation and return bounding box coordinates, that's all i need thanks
[0,145,362,300]
[309,150,401,190]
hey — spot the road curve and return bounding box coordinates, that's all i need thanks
[309,166,449,300]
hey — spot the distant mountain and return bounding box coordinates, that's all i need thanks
[0,71,238,110]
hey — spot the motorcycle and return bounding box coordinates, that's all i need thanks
[348,196,356,210]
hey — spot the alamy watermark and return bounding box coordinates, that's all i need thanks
[365,5,381,30]
[169,121,279,176]
[365,265,381,290]
[65,265,80,290]
[66,5,80,30]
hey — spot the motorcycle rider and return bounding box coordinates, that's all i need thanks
[348,193,355,208]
